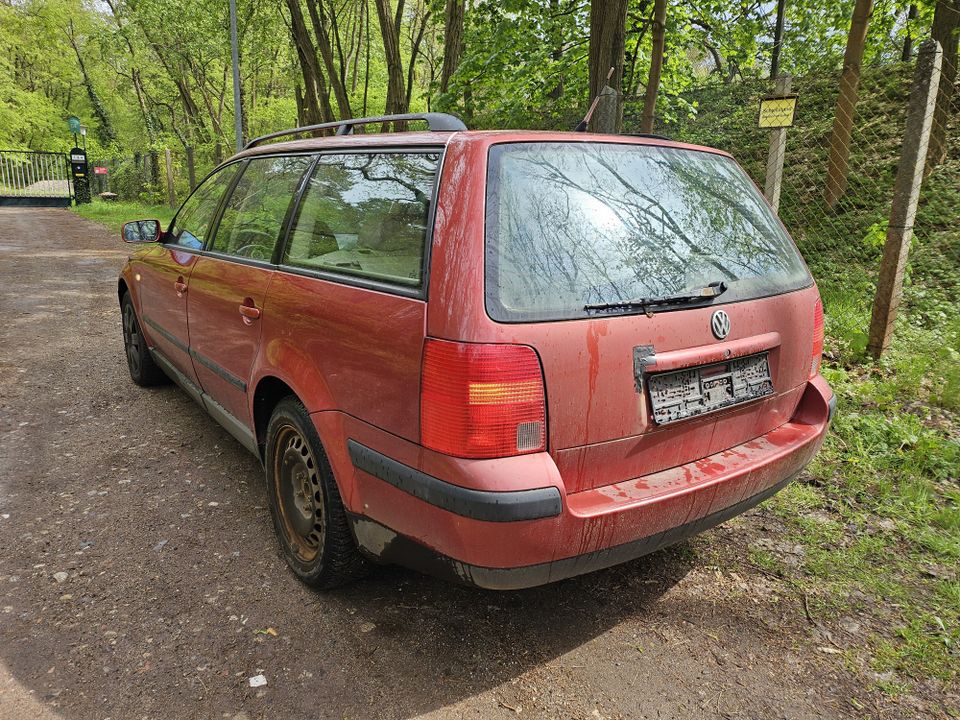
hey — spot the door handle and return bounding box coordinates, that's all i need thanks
[239,303,261,322]
[174,279,188,295]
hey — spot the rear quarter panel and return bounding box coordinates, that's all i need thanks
[251,269,427,442]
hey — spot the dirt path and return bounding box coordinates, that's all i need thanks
[0,207,926,720]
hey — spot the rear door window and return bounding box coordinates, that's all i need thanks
[283,151,439,287]
[169,163,238,250]
[485,142,812,322]
[210,155,313,261]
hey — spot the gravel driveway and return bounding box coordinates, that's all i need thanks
[0,207,911,719]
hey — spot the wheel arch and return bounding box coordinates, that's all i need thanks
[251,374,359,509]
[252,375,298,458]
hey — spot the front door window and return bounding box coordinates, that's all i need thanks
[168,164,239,249]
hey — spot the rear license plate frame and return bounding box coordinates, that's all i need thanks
[647,352,774,425]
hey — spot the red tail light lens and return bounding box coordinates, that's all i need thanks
[421,339,546,459]
[811,298,824,377]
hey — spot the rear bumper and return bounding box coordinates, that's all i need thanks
[339,376,834,589]
[348,471,798,589]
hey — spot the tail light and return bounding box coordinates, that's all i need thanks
[421,339,546,459]
[811,298,825,377]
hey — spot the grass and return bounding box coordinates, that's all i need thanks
[71,198,174,234]
[756,296,960,692]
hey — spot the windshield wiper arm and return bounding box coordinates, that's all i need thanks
[584,281,727,313]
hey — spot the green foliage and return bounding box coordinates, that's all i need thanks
[72,198,175,233]
[5,0,942,157]
[783,360,960,683]
[111,159,146,201]
[435,0,590,129]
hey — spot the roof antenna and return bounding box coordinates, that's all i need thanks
[574,66,614,132]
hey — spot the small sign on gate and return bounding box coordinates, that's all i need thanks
[93,166,108,175]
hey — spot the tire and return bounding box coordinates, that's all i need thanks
[121,292,168,387]
[265,397,366,588]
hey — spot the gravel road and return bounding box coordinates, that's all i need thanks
[0,207,926,719]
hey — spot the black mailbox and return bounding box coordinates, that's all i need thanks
[70,147,90,204]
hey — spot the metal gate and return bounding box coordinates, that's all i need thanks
[0,150,72,207]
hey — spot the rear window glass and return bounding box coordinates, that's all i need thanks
[283,152,439,287]
[485,142,811,322]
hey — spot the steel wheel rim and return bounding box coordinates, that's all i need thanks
[273,423,324,563]
[123,304,142,376]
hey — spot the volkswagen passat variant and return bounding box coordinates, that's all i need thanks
[118,113,834,589]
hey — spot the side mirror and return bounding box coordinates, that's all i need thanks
[122,219,162,244]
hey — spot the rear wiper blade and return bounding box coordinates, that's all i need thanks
[584,281,727,313]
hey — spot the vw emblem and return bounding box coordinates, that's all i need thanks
[711,310,731,340]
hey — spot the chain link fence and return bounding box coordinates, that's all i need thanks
[624,52,958,365]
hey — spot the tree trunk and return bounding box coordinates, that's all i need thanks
[640,0,666,133]
[66,21,117,146]
[374,0,408,117]
[135,17,210,143]
[588,0,629,133]
[623,2,652,93]
[104,0,157,144]
[439,0,464,94]
[363,1,371,115]
[926,0,959,170]
[406,8,431,109]
[285,0,334,124]
[824,0,873,208]
[305,0,353,119]
[295,83,307,127]
[902,4,917,61]
[770,0,786,79]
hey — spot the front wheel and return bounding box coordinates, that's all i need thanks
[121,293,168,387]
[265,397,366,588]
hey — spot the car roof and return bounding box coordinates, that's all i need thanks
[231,129,730,162]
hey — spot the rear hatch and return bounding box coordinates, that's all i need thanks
[482,140,819,493]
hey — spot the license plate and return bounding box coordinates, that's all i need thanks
[647,353,773,425]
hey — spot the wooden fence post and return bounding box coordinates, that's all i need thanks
[764,74,792,213]
[164,148,176,209]
[186,146,197,190]
[867,39,942,358]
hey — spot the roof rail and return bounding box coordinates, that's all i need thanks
[623,133,671,141]
[243,112,467,150]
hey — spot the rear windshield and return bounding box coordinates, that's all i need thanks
[484,142,811,322]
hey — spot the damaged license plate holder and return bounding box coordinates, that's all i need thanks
[647,352,774,425]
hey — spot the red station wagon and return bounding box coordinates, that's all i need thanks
[118,113,834,590]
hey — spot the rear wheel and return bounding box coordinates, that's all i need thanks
[265,397,365,588]
[121,293,167,387]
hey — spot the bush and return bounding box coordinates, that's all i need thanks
[111,159,145,201]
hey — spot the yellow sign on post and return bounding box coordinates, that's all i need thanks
[758,95,798,128]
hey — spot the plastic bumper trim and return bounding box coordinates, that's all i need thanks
[347,439,563,522]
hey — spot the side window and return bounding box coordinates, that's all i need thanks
[210,155,313,261]
[283,152,439,287]
[169,164,238,249]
